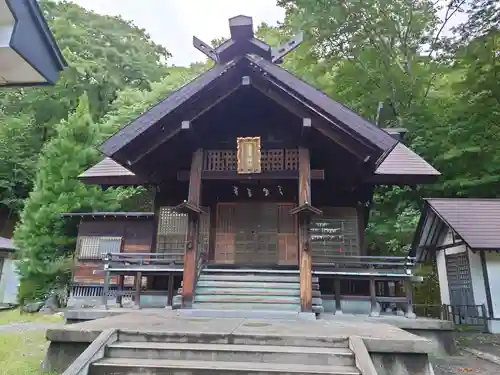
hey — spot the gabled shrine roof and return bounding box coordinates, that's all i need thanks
[411,198,500,261]
[99,16,399,170]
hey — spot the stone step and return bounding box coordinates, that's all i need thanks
[194,295,301,304]
[196,287,300,296]
[90,358,360,375]
[177,309,316,320]
[205,268,300,275]
[198,274,303,283]
[197,281,300,289]
[107,342,355,366]
[192,302,300,311]
[118,331,349,348]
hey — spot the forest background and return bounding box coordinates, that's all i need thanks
[1,0,498,304]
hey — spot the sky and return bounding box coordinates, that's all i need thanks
[71,0,467,67]
[71,0,285,66]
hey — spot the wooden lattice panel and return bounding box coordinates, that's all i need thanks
[214,204,236,263]
[204,149,299,172]
[261,149,284,171]
[204,150,236,171]
[285,149,299,170]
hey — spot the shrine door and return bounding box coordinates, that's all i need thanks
[214,203,298,266]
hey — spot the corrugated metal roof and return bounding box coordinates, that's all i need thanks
[425,198,500,250]
[0,237,16,251]
[375,143,440,176]
[78,158,135,178]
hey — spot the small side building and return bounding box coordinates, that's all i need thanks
[0,237,19,305]
[411,198,500,333]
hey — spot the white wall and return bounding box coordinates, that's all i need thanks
[0,258,19,304]
[436,250,450,304]
[485,252,500,319]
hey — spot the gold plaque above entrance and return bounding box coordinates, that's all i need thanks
[237,137,261,174]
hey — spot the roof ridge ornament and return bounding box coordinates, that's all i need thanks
[192,15,303,65]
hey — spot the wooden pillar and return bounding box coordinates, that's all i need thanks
[334,278,342,315]
[298,147,312,312]
[102,253,111,310]
[182,148,203,308]
[134,272,142,309]
[369,278,380,317]
[404,279,416,319]
[167,274,175,307]
[116,275,124,307]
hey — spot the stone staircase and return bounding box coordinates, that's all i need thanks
[191,268,323,314]
[89,330,360,374]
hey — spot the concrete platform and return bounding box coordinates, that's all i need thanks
[321,314,456,356]
[45,310,440,374]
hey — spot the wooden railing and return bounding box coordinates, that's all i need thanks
[105,251,185,268]
[313,255,419,318]
[313,255,416,273]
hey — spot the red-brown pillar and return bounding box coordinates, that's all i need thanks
[181,148,203,308]
[298,147,313,312]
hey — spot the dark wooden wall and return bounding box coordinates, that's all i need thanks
[73,218,154,284]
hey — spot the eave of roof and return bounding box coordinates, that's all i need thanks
[373,142,440,182]
[2,0,66,87]
[411,198,500,257]
[0,236,16,251]
[99,54,398,166]
[60,212,154,219]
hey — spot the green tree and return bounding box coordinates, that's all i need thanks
[0,0,172,217]
[13,95,137,304]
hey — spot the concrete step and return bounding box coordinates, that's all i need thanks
[205,268,300,275]
[196,287,300,296]
[177,309,316,320]
[192,302,300,311]
[197,281,300,289]
[90,358,360,375]
[194,295,301,304]
[107,342,355,366]
[198,274,302,283]
[118,331,349,348]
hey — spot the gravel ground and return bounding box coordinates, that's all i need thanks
[431,350,500,374]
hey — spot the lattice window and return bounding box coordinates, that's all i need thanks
[311,207,360,263]
[284,149,299,170]
[156,207,188,256]
[77,236,122,259]
[204,149,299,172]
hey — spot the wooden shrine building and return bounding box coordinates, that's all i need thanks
[68,16,440,316]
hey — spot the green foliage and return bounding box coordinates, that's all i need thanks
[13,95,138,303]
[0,0,171,214]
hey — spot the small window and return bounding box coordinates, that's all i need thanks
[77,236,122,259]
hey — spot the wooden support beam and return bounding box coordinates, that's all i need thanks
[295,147,317,313]
[182,149,203,308]
[177,169,325,181]
[167,274,175,307]
[404,279,416,319]
[250,75,371,161]
[134,271,142,309]
[369,278,379,316]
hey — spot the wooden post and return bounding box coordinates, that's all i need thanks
[369,278,379,317]
[102,253,111,310]
[134,272,142,309]
[116,275,124,307]
[182,148,203,308]
[404,279,416,319]
[167,274,175,307]
[298,147,312,312]
[334,278,342,315]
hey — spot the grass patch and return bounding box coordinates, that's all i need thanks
[0,330,55,375]
[0,309,63,325]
